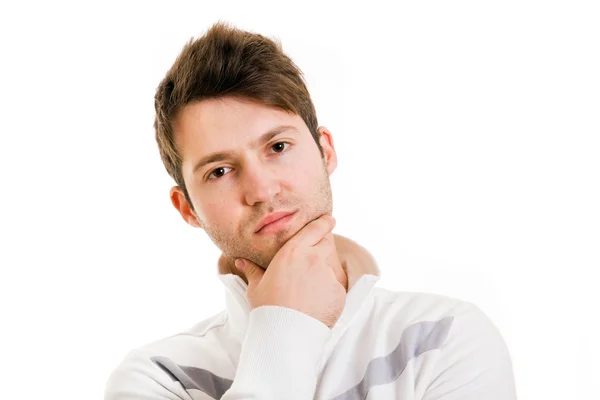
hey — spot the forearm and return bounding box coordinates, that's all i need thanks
[222,306,331,399]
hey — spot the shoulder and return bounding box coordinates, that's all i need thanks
[369,287,516,399]
[370,286,509,352]
[371,286,477,321]
[104,311,230,400]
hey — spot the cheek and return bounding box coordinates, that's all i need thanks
[287,165,324,195]
[282,150,324,183]
[201,197,235,226]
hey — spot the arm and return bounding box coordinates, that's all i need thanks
[104,306,330,400]
[423,303,517,400]
[104,349,192,400]
[221,306,331,399]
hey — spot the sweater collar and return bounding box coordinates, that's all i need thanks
[217,234,381,339]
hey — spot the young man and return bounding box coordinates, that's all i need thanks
[105,23,517,399]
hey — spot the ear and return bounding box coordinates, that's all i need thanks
[318,126,338,176]
[169,186,202,228]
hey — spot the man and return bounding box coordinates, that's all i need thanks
[105,22,517,399]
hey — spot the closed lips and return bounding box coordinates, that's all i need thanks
[255,211,295,233]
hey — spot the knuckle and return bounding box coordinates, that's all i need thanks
[306,252,320,265]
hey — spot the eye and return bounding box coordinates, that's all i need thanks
[270,142,290,153]
[207,166,232,180]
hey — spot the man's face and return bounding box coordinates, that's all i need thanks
[172,96,338,268]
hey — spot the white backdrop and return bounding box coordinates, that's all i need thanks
[1,1,598,398]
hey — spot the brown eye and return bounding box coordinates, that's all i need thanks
[213,168,225,177]
[207,167,232,180]
[271,142,289,153]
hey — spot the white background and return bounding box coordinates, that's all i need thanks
[1,1,598,398]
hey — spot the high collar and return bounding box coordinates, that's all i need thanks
[216,234,381,340]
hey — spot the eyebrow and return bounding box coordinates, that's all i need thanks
[192,124,298,175]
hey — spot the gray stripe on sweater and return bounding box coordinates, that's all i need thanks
[331,316,454,399]
[151,356,232,399]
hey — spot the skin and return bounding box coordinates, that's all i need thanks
[169,96,348,291]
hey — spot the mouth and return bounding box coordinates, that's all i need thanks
[255,211,297,235]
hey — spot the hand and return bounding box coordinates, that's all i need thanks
[236,214,346,329]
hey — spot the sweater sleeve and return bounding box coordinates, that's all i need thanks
[422,303,517,400]
[104,306,330,400]
[221,305,332,400]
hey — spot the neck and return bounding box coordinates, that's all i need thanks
[328,243,349,292]
[217,234,379,291]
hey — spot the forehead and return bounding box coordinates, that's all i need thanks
[173,97,305,162]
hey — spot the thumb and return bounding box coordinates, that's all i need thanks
[235,258,264,286]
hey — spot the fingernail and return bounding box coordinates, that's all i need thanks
[235,259,245,271]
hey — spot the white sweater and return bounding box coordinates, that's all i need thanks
[105,271,517,399]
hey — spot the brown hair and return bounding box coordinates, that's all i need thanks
[154,21,324,212]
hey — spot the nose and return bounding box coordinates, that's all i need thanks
[242,162,281,206]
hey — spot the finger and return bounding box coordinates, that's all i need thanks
[313,231,334,249]
[236,258,265,287]
[287,214,336,248]
[312,232,336,265]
